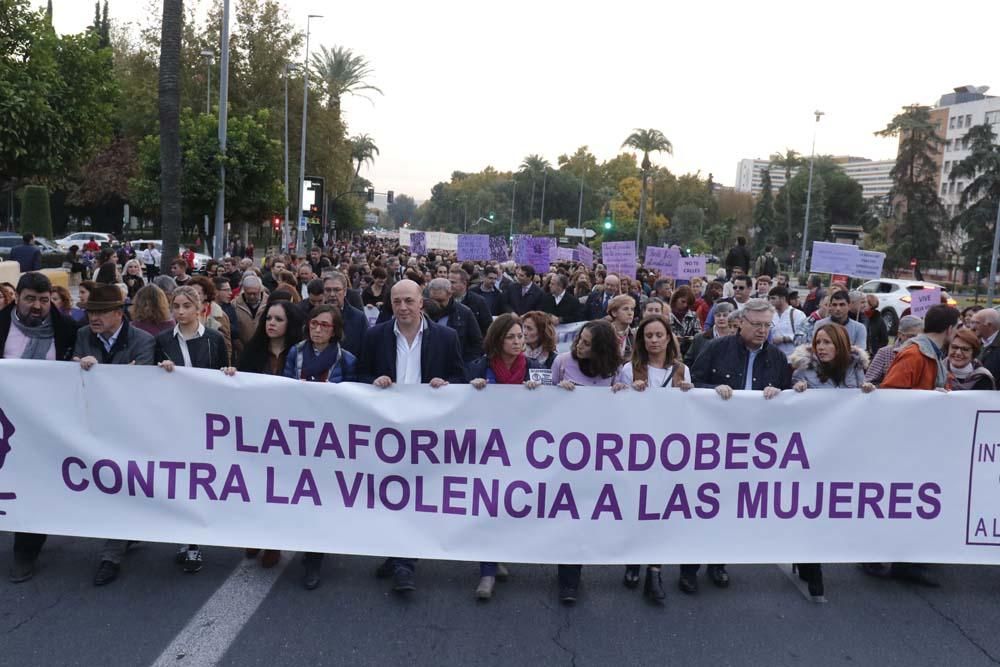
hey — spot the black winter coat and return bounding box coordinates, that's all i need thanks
[691,334,792,391]
[0,304,78,360]
[155,327,229,369]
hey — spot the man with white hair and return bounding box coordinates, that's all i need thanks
[427,277,482,362]
[971,307,1000,384]
[233,274,267,350]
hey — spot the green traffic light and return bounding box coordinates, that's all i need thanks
[488,211,495,220]
[604,221,612,230]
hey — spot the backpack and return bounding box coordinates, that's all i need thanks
[762,255,778,277]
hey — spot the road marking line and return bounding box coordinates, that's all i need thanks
[776,563,827,604]
[151,555,292,667]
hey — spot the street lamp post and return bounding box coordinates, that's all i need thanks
[211,0,231,259]
[200,50,213,114]
[539,168,548,231]
[799,110,825,276]
[296,14,323,252]
[508,179,517,240]
[282,63,298,251]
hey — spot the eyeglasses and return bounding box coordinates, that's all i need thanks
[744,320,773,330]
[309,320,334,330]
[950,345,973,353]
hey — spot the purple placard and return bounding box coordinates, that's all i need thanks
[512,235,532,265]
[910,287,941,318]
[524,237,552,273]
[679,256,707,279]
[489,236,509,262]
[555,247,575,262]
[409,232,426,256]
[601,241,637,277]
[577,244,594,267]
[645,246,681,277]
[457,234,490,261]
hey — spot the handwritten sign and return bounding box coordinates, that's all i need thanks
[512,235,532,265]
[645,246,681,277]
[679,256,707,280]
[910,287,941,318]
[489,236,509,263]
[555,247,575,262]
[409,232,427,256]
[855,250,886,280]
[810,242,859,276]
[602,241,637,278]
[457,234,490,261]
[524,237,553,273]
[577,244,593,267]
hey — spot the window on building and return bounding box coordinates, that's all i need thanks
[945,139,952,151]
[950,117,956,129]
[944,160,951,173]
[957,116,964,129]
[950,181,956,194]
[987,110,1000,126]
[967,114,973,127]
[941,183,948,195]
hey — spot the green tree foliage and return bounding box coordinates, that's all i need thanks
[770,149,803,247]
[387,193,417,228]
[0,0,116,182]
[310,45,383,117]
[951,122,1000,269]
[21,185,53,238]
[875,105,947,268]
[752,169,777,252]
[622,128,672,247]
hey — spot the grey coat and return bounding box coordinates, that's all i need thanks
[790,344,869,389]
[73,320,155,365]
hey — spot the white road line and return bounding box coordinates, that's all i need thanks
[151,555,292,667]
[776,563,827,604]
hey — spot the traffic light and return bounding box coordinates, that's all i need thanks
[272,216,281,232]
[488,211,495,221]
[603,212,613,230]
[910,257,918,268]
[367,188,375,203]
[387,190,394,205]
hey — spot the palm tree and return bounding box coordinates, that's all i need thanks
[310,45,383,118]
[769,149,803,249]
[158,0,183,269]
[519,154,550,224]
[622,129,672,248]
[348,133,379,192]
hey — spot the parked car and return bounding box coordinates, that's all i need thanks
[0,233,64,258]
[131,240,212,272]
[54,231,116,250]
[859,278,958,335]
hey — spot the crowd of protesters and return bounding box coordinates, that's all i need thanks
[2,232,997,606]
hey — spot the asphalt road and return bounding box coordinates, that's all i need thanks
[3,534,1000,667]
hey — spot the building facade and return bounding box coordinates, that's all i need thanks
[933,86,1000,217]
[734,157,893,200]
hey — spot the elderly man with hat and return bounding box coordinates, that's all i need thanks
[1,272,79,583]
[72,283,155,585]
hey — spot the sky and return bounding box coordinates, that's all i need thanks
[40,0,1000,204]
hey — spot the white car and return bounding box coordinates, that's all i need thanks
[131,240,213,271]
[859,278,957,334]
[55,231,115,250]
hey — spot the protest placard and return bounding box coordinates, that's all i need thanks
[910,287,941,318]
[602,241,637,277]
[645,246,681,277]
[457,234,490,261]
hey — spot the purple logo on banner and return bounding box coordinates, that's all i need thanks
[601,241,637,278]
[577,244,594,267]
[679,256,707,279]
[0,407,14,470]
[644,246,681,277]
[457,234,490,261]
[489,236,510,262]
[409,232,427,256]
[524,237,552,273]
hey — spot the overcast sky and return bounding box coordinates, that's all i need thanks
[41,0,1000,203]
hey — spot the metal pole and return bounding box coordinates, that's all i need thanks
[206,61,210,114]
[799,110,824,276]
[636,171,646,248]
[282,64,290,251]
[577,174,584,228]
[509,180,516,240]
[212,0,230,259]
[988,202,1000,304]
[297,15,322,254]
[539,168,547,230]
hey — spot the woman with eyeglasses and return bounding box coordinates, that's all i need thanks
[865,315,923,385]
[282,304,357,589]
[790,322,875,600]
[946,328,995,390]
[668,286,702,356]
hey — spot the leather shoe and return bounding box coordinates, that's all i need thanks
[558,584,578,604]
[260,550,281,569]
[678,572,698,595]
[623,565,641,589]
[8,558,36,584]
[496,563,510,582]
[93,560,120,586]
[245,548,261,559]
[374,557,395,579]
[708,565,729,588]
[303,560,321,591]
[392,567,416,593]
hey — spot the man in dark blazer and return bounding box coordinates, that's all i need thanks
[356,279,466,595]
[548,274,582,324]
[504,265,547,315]
[322,273,368,356]
[470,265,505,316]
[1,272,78,584]
[584,273,623,321]
[450,268,492,336]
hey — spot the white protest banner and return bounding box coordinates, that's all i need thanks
[810,242,860,276]
[910,287,941,318]
[602,241,637,277]
[855,250,886,280]
[679,256,707,280]
[555,321,585,353]
[4,360,1000,565]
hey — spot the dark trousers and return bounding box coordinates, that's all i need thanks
[304,552,324,565]
[13,532,47,562]
[558,564,582,588]
[392,557,416,573]
[681,564,724,577]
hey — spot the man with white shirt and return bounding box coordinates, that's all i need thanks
[356,279,466,594]
[971,308,1000,386]
[768,285,805,357]
[548,274,581,323]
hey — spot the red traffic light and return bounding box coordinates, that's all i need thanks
[909,257,917,268]
[272,216,281,230]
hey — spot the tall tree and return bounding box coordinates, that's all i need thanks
[951,122,1000,272]
[519,154,550,223]
[158,0,182,269]
[310,45,383,119]
[875,105,947,268]
[622,128,672,248]
[753,169,777,252]
[769,149,803,249]
[349,133,379,184]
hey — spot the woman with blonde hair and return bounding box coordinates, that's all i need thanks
[606,294,636,360]
[122,259,146,299]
